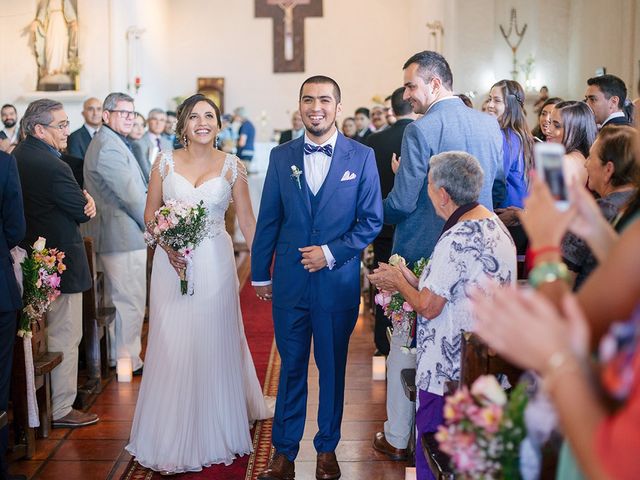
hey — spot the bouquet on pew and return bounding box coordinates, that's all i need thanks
[436,375,528,479]
[374,254,428,354]
[18,237,66,337]
[144,199,209,295]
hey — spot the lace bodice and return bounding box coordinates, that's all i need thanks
[158,152,242,239]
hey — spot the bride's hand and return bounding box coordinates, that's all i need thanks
[162,245,187,274]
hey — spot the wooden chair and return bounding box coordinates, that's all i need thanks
[421,332,523,480]
[10,313,63,459]
[76,237,115,408]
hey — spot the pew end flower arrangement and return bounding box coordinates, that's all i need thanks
[435,375,528,479]
[16,236,66,428]
[18,236,66,337]
[374,254,428,354]
[144,199,208,295]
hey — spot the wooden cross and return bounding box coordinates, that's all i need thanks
[255,0,323,73]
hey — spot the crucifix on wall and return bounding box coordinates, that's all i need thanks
[255,0,323,73]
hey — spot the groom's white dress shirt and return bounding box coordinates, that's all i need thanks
[251,130,339,287]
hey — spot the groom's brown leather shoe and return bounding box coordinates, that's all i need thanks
[257,453,295,480]
[316,452,341,480]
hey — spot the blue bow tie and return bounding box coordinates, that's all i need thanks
[304,143,333,157]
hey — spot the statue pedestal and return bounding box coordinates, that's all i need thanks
[38,74,74,92]
[18,90,87,103]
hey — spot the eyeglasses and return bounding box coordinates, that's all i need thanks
[109,109,136,119]
[44,120,71,131]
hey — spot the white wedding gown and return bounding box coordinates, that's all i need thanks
[126,153,272,473]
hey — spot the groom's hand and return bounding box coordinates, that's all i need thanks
[255,285,272,301]
[299,246,327,273]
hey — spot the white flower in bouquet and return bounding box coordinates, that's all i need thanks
[388,253,406,267]
[471,374,508,407]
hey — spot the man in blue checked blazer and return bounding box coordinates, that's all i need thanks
[252,75,382,480]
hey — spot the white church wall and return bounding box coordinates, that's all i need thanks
[0,0,638,138]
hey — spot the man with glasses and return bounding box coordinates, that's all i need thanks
[84,92,147,378]
[13,99,99,428]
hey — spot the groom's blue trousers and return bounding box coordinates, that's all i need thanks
[271,286,359,461]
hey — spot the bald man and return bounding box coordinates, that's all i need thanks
[66,97,102,187]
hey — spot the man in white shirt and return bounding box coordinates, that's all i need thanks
[585,74,632,128]
[138,108,173,182]
[0,104,20,153]
[67,97,102,158]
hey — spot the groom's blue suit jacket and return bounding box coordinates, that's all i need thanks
[252,133,383,312]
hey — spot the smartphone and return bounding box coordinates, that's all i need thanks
[534,142,569,210]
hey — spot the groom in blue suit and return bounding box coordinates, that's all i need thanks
[252,76,382,480]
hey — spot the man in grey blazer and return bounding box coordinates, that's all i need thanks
[373,51,504,460]
[135,108,173,183]
[84,92,147,373]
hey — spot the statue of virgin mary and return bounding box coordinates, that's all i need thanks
[32,0,78,90]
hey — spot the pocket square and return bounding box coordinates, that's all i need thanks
[340,171,357,181]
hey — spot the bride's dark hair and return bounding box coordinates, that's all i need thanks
[175,94,222,146]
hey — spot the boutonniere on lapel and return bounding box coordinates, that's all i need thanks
[290,165,303,190]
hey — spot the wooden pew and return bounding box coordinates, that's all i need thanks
[10,313,63,459]
[420,332,523,480]
[76,237,115,408]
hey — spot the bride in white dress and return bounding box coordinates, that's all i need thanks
[126,95,272,474]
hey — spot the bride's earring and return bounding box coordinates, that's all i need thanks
[215,135,219,149]
[183,134,189,148]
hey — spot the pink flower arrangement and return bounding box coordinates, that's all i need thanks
[144,199,209,295]
[435,375,528,478]
[373,256,427,354]
[18,237,66,337]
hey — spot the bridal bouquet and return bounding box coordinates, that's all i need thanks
[374,254,428,354]
[144,199,209,295]
[18,237,66,337]
[436,375,528,479]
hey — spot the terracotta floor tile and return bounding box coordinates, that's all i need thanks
[8,459,42,479]
[296,439,394,462]
[306,402,387,422]
[51,439,126,461]
[93,387,139,405]
[108,461,131,480]
[34,460,115,480]
[68,421,132,440]
[295,459,407,479]
[31,438,62,461]
[117,448,133,463]
[90,404,136,422]
[46,427,71,440]
[303,420,383,441]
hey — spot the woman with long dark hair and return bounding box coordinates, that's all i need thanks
[126,94,272,475]
[486,79,535,208]
[546,101,597,186]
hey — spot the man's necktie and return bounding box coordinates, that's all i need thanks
[156,137,161,150]
[303,143,333,157]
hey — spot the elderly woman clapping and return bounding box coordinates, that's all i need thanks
[369,151,516,480]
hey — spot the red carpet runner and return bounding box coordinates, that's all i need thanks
[121,255,279,480]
